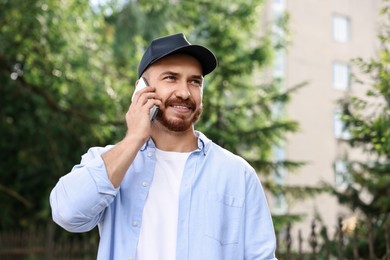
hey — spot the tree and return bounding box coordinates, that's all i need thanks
[0,0,122,230]
[108,0,321,229]
[324,2,390,258]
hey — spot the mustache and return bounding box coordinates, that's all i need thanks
[165,97,196,110]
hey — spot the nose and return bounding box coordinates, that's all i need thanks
[174,80,191,100]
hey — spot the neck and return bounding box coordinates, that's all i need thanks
[151,122,198,152]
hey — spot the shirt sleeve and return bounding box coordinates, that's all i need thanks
[50,146,119,233]
[244,167,278,260]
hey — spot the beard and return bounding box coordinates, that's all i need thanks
[156,98,202,132]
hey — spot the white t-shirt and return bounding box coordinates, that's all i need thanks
[136,148,191,260]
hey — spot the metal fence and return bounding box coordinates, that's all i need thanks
[276,218,390,260]
[1,219,389,260]
[0,223,98,260]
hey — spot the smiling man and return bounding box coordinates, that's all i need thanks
[50,33,277,260]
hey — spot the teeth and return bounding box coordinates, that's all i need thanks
[174,105,189,109]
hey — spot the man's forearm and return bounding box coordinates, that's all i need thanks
[50,150,118,232]
[102,135,145,188]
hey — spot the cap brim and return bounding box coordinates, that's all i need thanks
[150,45,217,76]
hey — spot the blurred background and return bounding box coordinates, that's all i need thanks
[1,0,389,259]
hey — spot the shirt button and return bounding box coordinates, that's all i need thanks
[147,152,153,157]
[132,221,139,227]
[128,257,133,260]
[142,181,148,187]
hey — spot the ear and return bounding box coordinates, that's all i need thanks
[135,79,140,88]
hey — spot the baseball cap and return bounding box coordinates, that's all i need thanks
[138,33,218,77]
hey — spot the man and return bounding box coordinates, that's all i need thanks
[50,33,277,260]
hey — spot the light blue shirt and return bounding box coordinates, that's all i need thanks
[50,131,277,260]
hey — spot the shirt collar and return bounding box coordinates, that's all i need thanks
[140,130,211,155]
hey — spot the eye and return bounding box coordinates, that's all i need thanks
[190,79,202,87]
[164,74,176,81]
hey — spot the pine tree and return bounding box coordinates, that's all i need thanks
[325,3,390,258]
[109,0,326,230]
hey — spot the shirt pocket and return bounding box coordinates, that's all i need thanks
[204,192,244,245]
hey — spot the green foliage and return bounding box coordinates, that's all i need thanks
[332,18,390,220]
[0,0,123,229]
[322,2,390,257]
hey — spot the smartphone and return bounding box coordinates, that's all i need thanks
[132,77,159,121]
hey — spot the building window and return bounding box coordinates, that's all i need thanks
[333,111,351,140]
[333,15,350,43]
[334,160,352,187]
[333,62,350,90]
[272,0,286,17]
[273,50,285,78]
[272,0,285,7]
[273,193,288,215]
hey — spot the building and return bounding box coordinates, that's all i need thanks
[264,0,384,242]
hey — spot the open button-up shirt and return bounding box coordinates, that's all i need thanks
[50,131,277,260]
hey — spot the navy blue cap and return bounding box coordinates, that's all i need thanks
[138,33,217,77]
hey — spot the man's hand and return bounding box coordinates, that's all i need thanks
[101,83,161,188]
[126,85,161,143]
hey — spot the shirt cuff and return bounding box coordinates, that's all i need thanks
[86,155,119,196]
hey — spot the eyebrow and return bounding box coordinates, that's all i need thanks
[159,71,204,80]
[159,71,179,77]
[191,75,204,81]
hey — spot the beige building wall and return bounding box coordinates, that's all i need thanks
[264,0,383,241]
